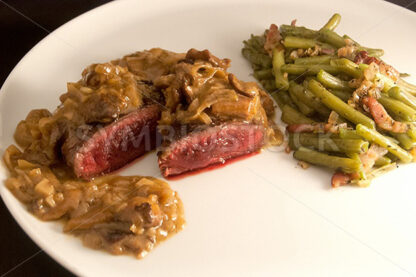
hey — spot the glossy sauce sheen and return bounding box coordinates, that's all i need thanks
[3,145,185,259]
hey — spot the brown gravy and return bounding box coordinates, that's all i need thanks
[4,145,184,258]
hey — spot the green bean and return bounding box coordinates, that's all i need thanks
[321,13,341,31]
[243,38,264,54]
[318,42,336,50]
[360,47,384,58]
[283,36,335,51]
[294,55,333,65]
[279,25,319,39]
[249,35,266,50]
[392,133,416,150]
[358,63,369,71]
[398,78,416,90]
[243,39,256,49]
[342,34,360,45]
[243,44,265,59]
[293,147,361,173]
[283,36,317,49]
[339,129,361,139]
[385,135,400,145]
[356,124,412,163]
[281,105,315,124]
[242,48,272,68]
[346,153,366,179]
[252,64,262,71]
[272,48,289,90]
[289,81,330,117]
[260,79,277,92]
[288,84,315,116]
[330,58,362,78]
[341,35,384,57]
[329,89,351,102]
[271,92,283,109]
[407,125,416,141]
[387,86,416,111]
[273,90,296,109]
[307,77,352,101]
[318,29,346,48]
[386,152,399,162]
[281,64,340,75]
[271,91,296,109]
[397,78,416,96]
[373,72,395,93]
[317,70,351,91]
[254,68,273,80]
[374,156,391,167]
[289,133,369,153]
[378,95,416,122]
[308,79,375,128]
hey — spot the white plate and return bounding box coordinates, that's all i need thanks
[1,0,416,276]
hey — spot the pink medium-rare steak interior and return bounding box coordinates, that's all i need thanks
[158,122,266,177]
[70,104,161,179]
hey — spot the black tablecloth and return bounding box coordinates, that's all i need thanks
[0,1,415,276]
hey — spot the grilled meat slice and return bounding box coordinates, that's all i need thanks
[62,105,161,179]
[158,122,266,177]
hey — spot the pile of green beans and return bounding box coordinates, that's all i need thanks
[242,13,416,187]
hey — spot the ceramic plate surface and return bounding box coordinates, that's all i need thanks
[1,0,416,276]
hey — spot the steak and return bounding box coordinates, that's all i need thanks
[158,122,266,177]
[62,104,161,179]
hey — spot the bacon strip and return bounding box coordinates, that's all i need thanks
[331,171,363,188]
[362,97,408,133]
[354,51,379,66]
[354,51,399,81]
[264,24,282,55]
[331,172,352,188]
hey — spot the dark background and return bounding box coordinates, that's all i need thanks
[0,0,415,276]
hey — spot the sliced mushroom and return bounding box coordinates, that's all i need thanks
[228,73,257,98]
[135,202,163,228]
[185,48,230,69]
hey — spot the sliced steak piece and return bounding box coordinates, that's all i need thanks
[63,105,161,179]
[158,122,266,177]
